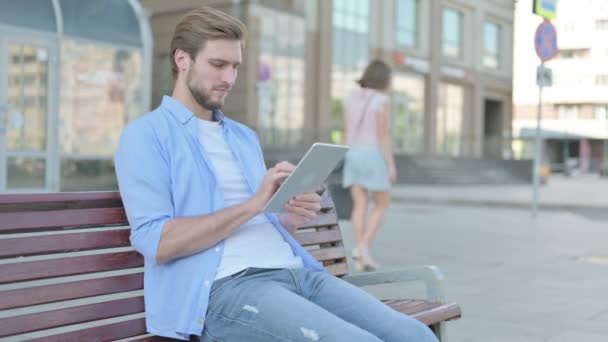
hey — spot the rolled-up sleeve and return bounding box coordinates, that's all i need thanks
[114,122,173,263]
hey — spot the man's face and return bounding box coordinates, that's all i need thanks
[185,39,242,111]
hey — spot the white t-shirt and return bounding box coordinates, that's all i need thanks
[196,118,303,280]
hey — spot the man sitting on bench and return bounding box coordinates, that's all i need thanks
[114,6,437,342]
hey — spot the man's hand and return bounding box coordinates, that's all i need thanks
[251,161,295,212]
[279,192,322,233]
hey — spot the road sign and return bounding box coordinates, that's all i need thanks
[535,20,558,62]
[533,0,558,20]
[536,65,553,87]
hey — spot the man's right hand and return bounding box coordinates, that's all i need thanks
[251,161,295,212]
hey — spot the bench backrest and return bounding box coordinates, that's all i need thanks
[0,191,345,341]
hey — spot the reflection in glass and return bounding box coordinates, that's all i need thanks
[442,8,463,59]
[436,83,464,156]
[59,39,142,191]
[7,157,45,189]
[253,5,306,149]
[59,40,143,156]
[7,44,48,152]
[392,73,425,153]
[60,158,117,191]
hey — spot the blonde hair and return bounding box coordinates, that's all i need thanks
[170,6,247,80]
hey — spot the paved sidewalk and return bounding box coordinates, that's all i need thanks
[391,175,608,210]
[339,202,608,342]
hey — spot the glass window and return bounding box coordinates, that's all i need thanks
[0,0,56,32]
[252,5,307,149]
[6,44,49,152]
[594,105,608,121]
[392,72,425,153]
[436,83,464,156]
[442,8,463,59]
[596,74,608,85]
[332,0,370,143]
[596,19,608,31]
[483,21,501,69]
[558,105,578,119]
[395,0,418,49]
[59,39,143,190]
[59,0,142,46]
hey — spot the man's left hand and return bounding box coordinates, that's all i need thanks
[279,192,322,232]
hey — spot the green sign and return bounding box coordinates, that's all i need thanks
[533,0,558,19]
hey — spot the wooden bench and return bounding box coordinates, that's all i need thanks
[0,191,461,341]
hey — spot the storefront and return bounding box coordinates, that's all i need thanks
[0,0,151,193]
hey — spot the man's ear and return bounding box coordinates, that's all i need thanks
[174,49,191,73]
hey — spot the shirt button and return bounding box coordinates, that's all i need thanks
[204,280,211,288]
[197,318,204,327]
[215,247,220,252]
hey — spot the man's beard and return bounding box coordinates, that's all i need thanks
[187,72,223,111]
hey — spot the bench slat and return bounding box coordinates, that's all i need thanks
[0,273,143,310]
[0,296,144,337]
[27,317,148,342]
[325,262,348,277]
[296,212,338,229]
[384,300,462,326]
[309,247,346,262]
[0,251,143,284]
[0,208,128,233]
[0,229,131,258]
[0,191,121,205]
[295,229,342,246]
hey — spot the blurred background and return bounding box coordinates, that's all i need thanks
[0,0,605,193]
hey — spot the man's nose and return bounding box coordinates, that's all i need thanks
[221,68,237,84]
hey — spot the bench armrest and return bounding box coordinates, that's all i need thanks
[341,265,446,303]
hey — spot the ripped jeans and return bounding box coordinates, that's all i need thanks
[200,267,438,342]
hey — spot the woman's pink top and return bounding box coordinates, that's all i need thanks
[343,87,390,147]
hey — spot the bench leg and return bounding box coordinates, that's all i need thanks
[429,322,447,342]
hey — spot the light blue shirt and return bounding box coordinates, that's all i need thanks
[114,96,325,340]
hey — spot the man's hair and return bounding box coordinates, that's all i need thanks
[170,6,247,80]
[357,60,392,90]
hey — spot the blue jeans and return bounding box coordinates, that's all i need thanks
[200,268,438,342]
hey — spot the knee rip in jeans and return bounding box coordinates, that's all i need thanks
[300,327,320,341]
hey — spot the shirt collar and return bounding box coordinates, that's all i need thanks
[161,95,225,125]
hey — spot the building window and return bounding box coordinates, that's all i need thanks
[594,105,608,121]
[332,0,370,143]
[395,0,418,49]
[436,83,464,156]
[483,21,501,69]
[59,39,143,190]
[558,105,579,120]
[595,74,608,86]
[252,5,306,149]
[596,19,608,31]
[392,72,425,154]
[557,48,590,59]
[442,7,463,59]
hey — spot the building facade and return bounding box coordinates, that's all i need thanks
[143,0,516,157]
[0,0,515,193]
[513,0,608,173]
[0,0,152,193]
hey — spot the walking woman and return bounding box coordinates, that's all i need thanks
[342,60,396,271]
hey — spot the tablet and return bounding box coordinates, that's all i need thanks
[263,143,349,213]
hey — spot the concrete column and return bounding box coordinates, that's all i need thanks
[426,0,443,154]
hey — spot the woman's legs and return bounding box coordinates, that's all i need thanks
[359,190,391,269]
[350,185,368,248]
